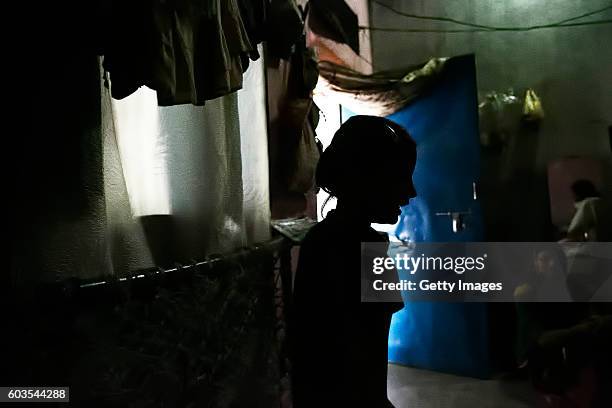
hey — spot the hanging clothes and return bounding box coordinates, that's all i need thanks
[237,0,270,61]
[265,0,304,59]
[103,0,258,106]
[306,0,360,54]
[155,0,256,105]
[102,0,158,101]
[278,37,321,194]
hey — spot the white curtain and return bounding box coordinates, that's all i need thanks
[11,48,270,284]
[103,44,271,276]
[237,53,271,244]
[110,87,171,217]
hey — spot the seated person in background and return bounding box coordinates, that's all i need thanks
[514,246,611,406]
[562,180,612,301]
[514,246,577,365]
[514,247,572,302]
[566,179,610,242]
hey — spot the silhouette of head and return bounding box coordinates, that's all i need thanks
[316,115,417,224]
[571,179,600,202]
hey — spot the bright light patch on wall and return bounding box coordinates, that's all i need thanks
[313,93,342,220]
[111,87,171,216]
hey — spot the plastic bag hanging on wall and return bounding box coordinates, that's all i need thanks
[522,88,545,122]
[478,88,521,150]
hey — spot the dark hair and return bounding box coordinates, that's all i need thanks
[315,115,416,199]
[571,179,600,202]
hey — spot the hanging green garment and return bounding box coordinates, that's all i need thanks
[104,0,256,106]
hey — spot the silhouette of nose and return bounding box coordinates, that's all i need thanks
[408,183,417,198]
[397,182,416,204]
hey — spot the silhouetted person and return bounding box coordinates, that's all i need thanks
[291,116,417,407]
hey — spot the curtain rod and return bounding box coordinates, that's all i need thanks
[7,237,287,294]
[78,236,287,289]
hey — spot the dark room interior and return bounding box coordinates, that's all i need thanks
[4,1,612,407]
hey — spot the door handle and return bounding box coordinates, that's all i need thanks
[435,209,472,233]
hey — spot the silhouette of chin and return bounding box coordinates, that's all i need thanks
[372,208,401,225]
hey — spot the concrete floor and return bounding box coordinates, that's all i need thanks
[387,364,537,408]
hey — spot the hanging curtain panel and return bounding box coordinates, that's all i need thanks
[11,48,270,284]
[107,45,271,274]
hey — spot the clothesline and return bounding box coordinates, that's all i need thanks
[370,0,612,33]
[360,19,612,34]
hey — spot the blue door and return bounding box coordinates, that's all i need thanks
[386,55,490,378]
